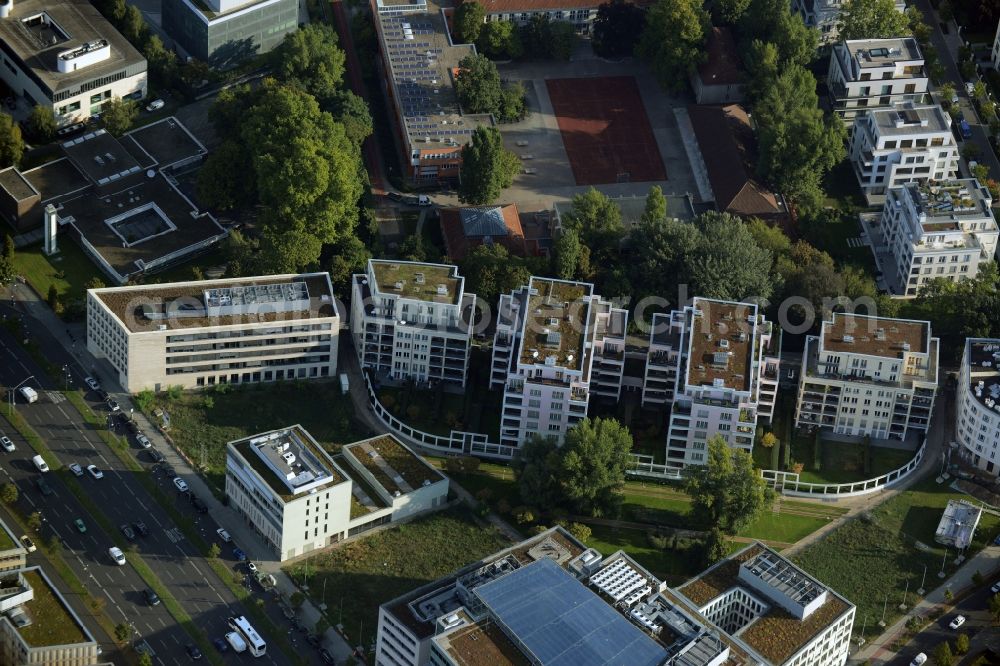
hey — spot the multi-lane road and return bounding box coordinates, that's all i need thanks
[0,311,300,665]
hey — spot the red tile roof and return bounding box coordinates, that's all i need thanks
[439,203,537,260]
[697,27,745,87]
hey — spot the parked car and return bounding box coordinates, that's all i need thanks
[106,398,120,413]
[161,464,177,479]
[957,117,973,140]
[966,81,976,96]
[212,637,229,653]
[190,495,208,514]
[233,547,247,562]
[991,582,1000,594]
[96,389,109,402]
[127,420,141,435]
[320,648,335,664]
[145,99,165,112]
[87,465,104,479]
[84,377,100,391]
[74,518,87,533]
[911,653,927,666]
[136,433,151,449]
[20,535,35,552]
[133,521,149,537]
[0,435,14,452]
[35,477,54,496]
[69,462,83,476]
[144,588,161,606]
[949,615,966,629]
[56,122,86,138]
[216,528,232,543]
[247,561,258,574]
[173,477,189,492]
[120,524,136,540]
[185,644,202,660]
[148,449,165,463]
[20,387,38,403]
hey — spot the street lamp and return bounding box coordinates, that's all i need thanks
[8,375,34,415]
[939,547,949,578]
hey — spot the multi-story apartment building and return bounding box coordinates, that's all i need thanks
[828,38,928,124]
[992,17,1000,70]
[654,299,780,468]
[956,338,1000,474]
[490,277,627,448]
[351,260,475,387]
[877,180,998,296]
[226,426,449,561]
[87,274,339,392]
[0,0,146,125]
[371,0,494,184]
[376,527,854,666]
[0,566,101,666]
[480,0,601,33]
[849,102,958,204]
[162,0,298,67]
[795,313,939,440]
[793,0,905,41]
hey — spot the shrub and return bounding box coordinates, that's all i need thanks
[513,506,535,524]
[973,570,984,586]
[792,462,805,474]
[529,524,548,535]
[567,522,592,543]
[203,396,215,410]
[475,488,493,503]
[166,385,183,400]
[647,531,669,549]
[381,394,396,409]
[406,405,420,421]
[134,389,155,412]
[955,634,969,655]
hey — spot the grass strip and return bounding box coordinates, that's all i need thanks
[3,408,61,471]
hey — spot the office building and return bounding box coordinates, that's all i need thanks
[226,427,448,561]
[0,566,101,666]
[827,38,928,124]
[648,298,780,468]
[956,338,1000,473]
[479,0,602,34]
[87,273,339,393]
[875,179,998,296]
[490,277,627,448]
[376,527,854,666]
[849,102,958,204]
[795,313,939,440]
[161,0,298,67]
[793,0,905,42]
[0,0,146,124]
[351,259,475,387]
[371,0,494,184]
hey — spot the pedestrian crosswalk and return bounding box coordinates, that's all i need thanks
[846,237,865,248]
[165,527,184,544]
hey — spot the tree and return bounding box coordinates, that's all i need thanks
[290,591,305,609]
[115,622,132,642]
[712,0,750,24]
[208,543,221,558]
[940,82,956,107]
[27,511,42,532]
[327,235,372,295]
[592,0,646,58]
[455,54,504,115]
[637,0,709,91]
[25,106,56,143]
[461,243,530,304]
[272,24,346,102]
[0,482,17,504]
[744,40,780,104]
[47,284,60,311]
[143,35,177,87]
[459,126,519,205]
[989,592,1000,624]
[197,140,252,211]
[558,418,634,516]
[3,233,13,262]
[703,527,728,565]
[519,15,575,60]
[121,5,148,46]
[642,185,667,224]
[328,90,373,147]
[933,641,954,666]
[138,653,153,666]
[760,432,778,448]
[477,20,523,60]
[955,634,969,655]
[547,21,577,61]
[315,617,331,637]
[687,212,778,301]
[453,1,486,44]
[685,436,774,533]
[627,217,700,305]
[514,436,562,507]
[0,113,23,167]
[838,0,910,40]
[553,228,581,280]
[101,98,139,136]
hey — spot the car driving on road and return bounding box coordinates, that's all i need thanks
[949,615,966,629]
[0,436,13,452]
[109,546,126,565]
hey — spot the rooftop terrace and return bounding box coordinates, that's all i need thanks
[966,338,1000,411]
[230,426,345,502]
[685,299,757,392]
[845,37,922,68]
[368,260,463,305]
[900,180,994,226]
[518,278,592,370]
[822,313,929,359]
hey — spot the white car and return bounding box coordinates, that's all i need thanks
[136,434,151,449]
[84,377,100,391]
[216,528,232,543]
[19,386,37,403]
[991,582,1000,594]
[966,81,976,96]
[146,99,164,112]
[86,464,104,479]
[173,477,189,492]
[910,653,927,666]
[69,463,83,477]
[20,535,36,553]
[247,561,258,574]
[109,546,126,565]
[949,615,966,629]
[0,436,13,452]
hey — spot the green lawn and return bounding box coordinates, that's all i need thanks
[794,475,1000,638]
[821,159,868,213]
[142,382,367,493]
[801,209,874,268]
[284,507,510,645]
[584,524,704,584]
[12,242,103,306]
[376,381,502,440]
[791,437,917,485]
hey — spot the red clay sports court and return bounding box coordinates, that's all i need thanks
[545,76,667,186]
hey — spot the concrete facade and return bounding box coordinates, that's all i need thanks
[86,274,339,393]
[795,313,939,441]
[828,38,928,124]
[956,338,1000,474]
[350,260,475,387]
[161,0,298,67]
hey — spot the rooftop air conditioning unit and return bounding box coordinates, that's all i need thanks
[843,335,855,343]
[436,284,447,296]
[394,281,404,290]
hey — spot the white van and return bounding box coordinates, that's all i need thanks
[32,455,49,473]
[19,387,38,404]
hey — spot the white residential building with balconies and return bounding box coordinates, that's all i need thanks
[793,0,905,42]
[828,38,928,124]
[876,179,998,296]
[659,298,780,468]
[795,313,939,441]
[849,102,959,204]
[351,260,475,387]
[490,277,627,449]
[956,338,1000,474]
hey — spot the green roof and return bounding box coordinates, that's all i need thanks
[369,260,462,305]
[15,570,89,647]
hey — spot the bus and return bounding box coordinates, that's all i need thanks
[228,616,266,657]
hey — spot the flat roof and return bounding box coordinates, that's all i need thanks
[871,104,950,135]
[822,313,929,358]
[11,568,91,647]
[518,278,592,370]
[92,273,337,333]
[439,621,530,666]
[685,299,757,392]
[965,338,1000,411]
[368,259,463,305]
[0,166,38,201]
[0,0,145,95]
[899,179,995,226]
[845,37,922,68]
[742,550,825,607]
[343,435,442,497]
[476,558,669,666]
[230,426,346,502]
[935,499,982,549]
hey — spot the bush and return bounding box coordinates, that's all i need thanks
[203,396,215,410]
[567,522,592,543]
[513,506,535,524]
[647,531,669,549]
[380,394,396,410]
[955,634,969,655]
[529,524,549,535]
[166,385,183,400]
[134,389,155,412]
[972,570,984,586]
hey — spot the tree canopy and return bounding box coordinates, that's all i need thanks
[25,105,56,143]
[637,0,710,90]
[459,126,520,205]
[327,90,374,147]
[460,243,532,305]
[685,436,774,534]
[519,15,577,60]
[271,24,346,102]
[592,0,646,58]
[0,112,22,169]
[558,418,634,516]
[514,436,563,508]
[453,1,486,43]
[454,54,525,122]
[838,0,910,40]
[477,20,523,59]
[101,98,138,136]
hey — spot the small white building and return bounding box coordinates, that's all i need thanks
[956,338,1000,474]
[934,499,982,549]
[226,427,448,561]
[828,38,928,124]
[795,313,939,440]
[87,274,339,393]
[657,298,780,468]
[351,260,475,387]
[0,0,147,125]
[792,0,906,42]
[490,277,627,449]
[876,180,998,296]
[849,102,959,204]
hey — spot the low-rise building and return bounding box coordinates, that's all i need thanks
[490,277,627,448]
[161,0,298,67]
[0,518,26,573]
[849,102,958,204]
[351,259,475,387]
[655,298,780,468]
[0,566,101,666]
[479,0,602,34]
[376,527,854,666]
[956,338,1000,473]
[793,0,905,42]
[0,0,146,125]
[934,499,982,549]
[226,426,448,561]
[438,204,539,261]
[87,273,339,392]
[795,313,939,441]
[875,179,998,296]
[691,27,746,104]
[828,38,928,124]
